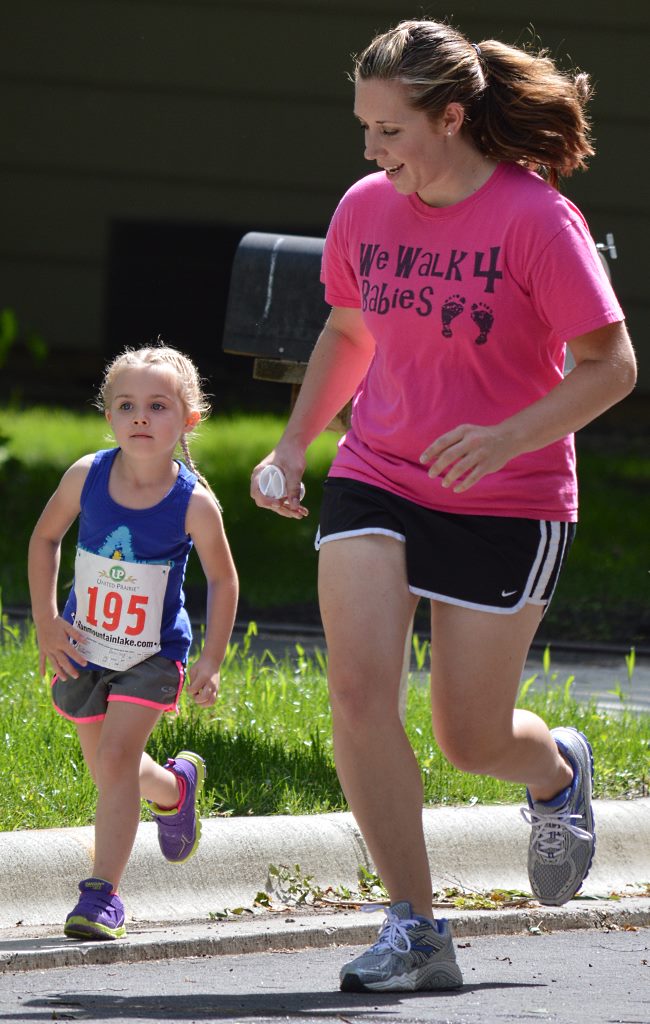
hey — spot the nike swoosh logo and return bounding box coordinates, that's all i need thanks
[501,589,518,597]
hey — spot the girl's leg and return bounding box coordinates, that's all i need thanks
[77,721,182,808]
[428,601,572,798]
[76,721,103,784]
[89,701,164,889]
[138,751,183,807]
[318,535,428,914]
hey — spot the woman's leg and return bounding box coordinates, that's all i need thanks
[428,599,596,909]
[428,601,572,798]
[318,535,428,914]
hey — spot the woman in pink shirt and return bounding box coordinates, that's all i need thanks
[252,18,636,992]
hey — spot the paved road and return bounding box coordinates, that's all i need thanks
[2,927,648,1023]
[236,624,650,713]
[521,651,650,714]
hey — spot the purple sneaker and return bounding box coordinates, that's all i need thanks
[149,750,206,863]
[64,878,126,940]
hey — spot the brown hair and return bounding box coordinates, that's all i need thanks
[354,19,594,188]
[97,343,220,506]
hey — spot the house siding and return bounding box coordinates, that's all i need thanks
[1,0,647,396]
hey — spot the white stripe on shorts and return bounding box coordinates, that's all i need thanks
[314,526,405,551]
[525,521,568,605]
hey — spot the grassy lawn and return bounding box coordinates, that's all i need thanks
[1,619,648,831]
[0,406,648,644]
[0,407,337,614]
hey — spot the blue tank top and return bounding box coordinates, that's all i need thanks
[63,448,196,667]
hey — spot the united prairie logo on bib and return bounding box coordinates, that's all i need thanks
[102,564,136,584]
[73,547,170,671]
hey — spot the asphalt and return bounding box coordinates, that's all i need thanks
[1,627,649,974]
[236,622,650,714]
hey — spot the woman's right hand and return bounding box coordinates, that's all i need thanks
[250,445,309,519]
[249,308,375,521]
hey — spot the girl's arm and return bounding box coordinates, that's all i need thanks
[251,305,376,517]
[184,485,239,707]
[28,456,94,678]
[420,321,637,492]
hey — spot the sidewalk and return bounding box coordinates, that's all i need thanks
[2,625,648,973]
[2,800,649,973]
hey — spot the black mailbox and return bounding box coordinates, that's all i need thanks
[223,231,327,363]
[222,231,349,429]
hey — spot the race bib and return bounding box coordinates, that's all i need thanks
[72,547,170,671]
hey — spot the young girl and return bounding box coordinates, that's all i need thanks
[29,344,238,941]
[252,18,636,992]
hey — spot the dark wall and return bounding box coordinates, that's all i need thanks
[1,0,647,406]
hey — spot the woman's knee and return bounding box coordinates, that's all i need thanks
[436,725,508,776]
[329,669,400,732]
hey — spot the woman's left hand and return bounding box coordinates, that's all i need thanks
[420,423,515,493]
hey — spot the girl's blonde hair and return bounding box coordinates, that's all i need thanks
[97,343,220,506]
[354,19,594,189]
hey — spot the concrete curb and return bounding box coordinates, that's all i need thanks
[1,799,648,972]
[3,900,650,974]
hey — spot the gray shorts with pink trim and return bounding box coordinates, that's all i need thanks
[51,654,185,722]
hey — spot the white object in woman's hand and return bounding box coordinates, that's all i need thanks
[259,465,306,501]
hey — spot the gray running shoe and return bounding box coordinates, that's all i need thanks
[339,901,463,992]
[521,726,595,906]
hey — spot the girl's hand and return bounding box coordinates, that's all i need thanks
[186,656,220,707]
[34,616,87,680]
[420,423,516,493]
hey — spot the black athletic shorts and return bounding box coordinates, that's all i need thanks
[315,477,576,615]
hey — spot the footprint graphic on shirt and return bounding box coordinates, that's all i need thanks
[441,294,466,337]
[471,302,494,345]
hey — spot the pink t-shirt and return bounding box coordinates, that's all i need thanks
[321,162,624,521]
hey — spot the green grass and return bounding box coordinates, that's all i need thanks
[0,407,338,613]
[2,618,648,832]
[538,436,650,645]
[0,406,648,643]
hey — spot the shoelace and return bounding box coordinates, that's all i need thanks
[520,806,592,858]
[362,905,421,954]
